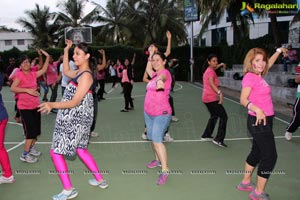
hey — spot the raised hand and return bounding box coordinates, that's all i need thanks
[40,49,49,57]
[65,39,73,50]
[98,49,105,55]
[166,30,171,39]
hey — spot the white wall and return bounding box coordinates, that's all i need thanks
[0,32,34,51]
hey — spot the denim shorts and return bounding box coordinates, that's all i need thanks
[144,112,171,143]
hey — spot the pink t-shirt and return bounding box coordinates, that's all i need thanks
[121,69,129,83]
[144,69,172,116]
[46,61,59,85]
[242,72,274,116]
[97,70,105,80]
[15,71,39,110]
[115,64,124,78]
[202,67,219,103]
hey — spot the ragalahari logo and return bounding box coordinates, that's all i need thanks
[241,1,299,15]
[240,2,254,16]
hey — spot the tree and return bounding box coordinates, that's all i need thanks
[17,4,59,48]
[90,0,134,45]
[91,0,187,47]
[197,0,253,45]
[137,0,187,47]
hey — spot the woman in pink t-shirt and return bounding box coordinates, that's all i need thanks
[10,49,50,163]
[237,47,287,200]
[144,46,172,186]
[201,54,228,147]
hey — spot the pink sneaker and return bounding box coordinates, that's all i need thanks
[249,190,270,200]
[157,172,169,185]
[146,160,161,168]
[236,182,255,192]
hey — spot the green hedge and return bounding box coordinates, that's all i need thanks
[0,34,276,82]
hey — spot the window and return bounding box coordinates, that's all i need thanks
[5,40,12,46]
[17,39,25,45]
[212,28,227,46]
[268,21,289,44]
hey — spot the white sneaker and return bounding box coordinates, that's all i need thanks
[29,146,41,156]
[171,116,179,122]
[0,175,15,184]
[163,133,174,142]
[285,131,292,141]
[89,179,109,189]
[20,154,38,163]
[141,133,147,140]
[90,131,99,137]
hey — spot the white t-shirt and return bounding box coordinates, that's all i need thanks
[60,60,77,87]
[109,65,116,76]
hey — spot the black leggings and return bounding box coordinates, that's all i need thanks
[202,101,228,142]
[123,82,133,110]
[246,115,277,179]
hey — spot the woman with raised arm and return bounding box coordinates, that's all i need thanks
[10,49,50,163]
[144,45,172,185]
[39,40,108,200]
[237,47,286,200]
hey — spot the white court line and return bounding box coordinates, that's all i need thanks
[189,82,290,125]
[5,135,300,145]
[7,140,25,152]
[4,82,292,148]
[6,122,25,152]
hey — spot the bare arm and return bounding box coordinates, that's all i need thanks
[11,78,39,97]
[240,86,266,126]
[38,72,93,113]
[97,49,107,71]
[143,70,150,83]
[164,30,171,57]
[131,53,136,65]
[216,63,226,70]
[37,49,43,70]
[208,77,224,104]
[155,74,167,90]
[63,40,78,79]
[36,49,50,78]
[146,46,155,77]
[268,47,287,69]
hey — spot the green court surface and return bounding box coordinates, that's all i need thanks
[1,82,299,200]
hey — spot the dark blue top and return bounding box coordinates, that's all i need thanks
[0,73,8,121]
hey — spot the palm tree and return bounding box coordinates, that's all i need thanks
[56,0,99,27]
[127,0,187,47]
[91,0,187,47]
[90,0,132,45]
[17,4,59,48]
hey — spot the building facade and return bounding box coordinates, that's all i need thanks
[0,32,34,51]
[187,12,300,48]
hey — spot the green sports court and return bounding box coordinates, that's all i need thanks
[1,81,299,200]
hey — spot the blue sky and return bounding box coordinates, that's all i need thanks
[0,0,104,30]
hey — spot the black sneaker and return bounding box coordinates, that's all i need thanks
[212,140,227,148]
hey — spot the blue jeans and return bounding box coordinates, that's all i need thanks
[144,112,171,143]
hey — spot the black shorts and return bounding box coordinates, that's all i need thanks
[19,108,41,139]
